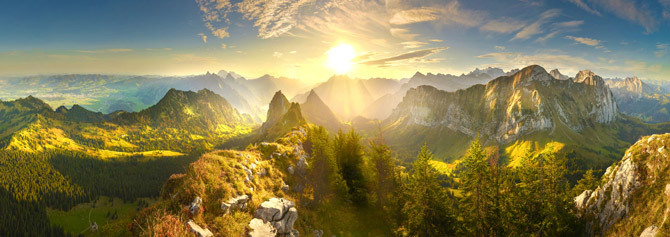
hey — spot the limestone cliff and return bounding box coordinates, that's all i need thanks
[385,65,618,143]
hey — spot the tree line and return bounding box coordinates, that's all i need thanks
[304,126,601,236]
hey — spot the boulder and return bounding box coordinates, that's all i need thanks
[248,218,276,236]
[288,165,294,175]
[187,219,213,237]
[248,198,299,236]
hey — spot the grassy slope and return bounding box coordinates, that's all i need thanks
[47,196,155,236]
[135,126,392,236]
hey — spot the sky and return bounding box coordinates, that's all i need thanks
[0,0,669,82]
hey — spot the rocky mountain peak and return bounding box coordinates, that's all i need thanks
[386,65,618,143]
[574,69,605,86]
[549,69,569,80]
[261,91,291,132]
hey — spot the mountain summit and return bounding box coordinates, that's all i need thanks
[385,65,618,144]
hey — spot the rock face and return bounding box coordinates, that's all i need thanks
[575,134,670,236]
[549,69,569,80]
[385,65,618,143]
[248,198,299,237]
[261,91,291,132]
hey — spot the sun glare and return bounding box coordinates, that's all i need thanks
[325,43,356,75]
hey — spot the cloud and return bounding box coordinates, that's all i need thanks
[74,49,134,54]
[198,33,208,43]
[565,35,600,46]
[568,0,657,33]
[656,43,669,58]
[440,1,485,27]
[429,39,443,42]
[273,52,283,58]
[390,28,419,40]
[512,9,560,41]
[290,50,297,54]
[400,41,428,49]
[389,7,442,25]
[221,43,227,49]
[662,0,670,19]
[480,18,526,33]
[237,0,314,39]
[494,45,506,51]
[567,0,601,16]
[360,47,448,67]
[196,0,233,39]
[536,20,582,43]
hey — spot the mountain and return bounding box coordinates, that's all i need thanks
[381,65,636,167]
[117,88,251,131]
[260,91,292,132]
[468,67,506,79]
[300,90,341,131]
[575,133,670,236]
[254,90,307,141]
[388,66,617,143]
[1,88,254,155]
[606,76,670,123]
[361,69,503,120]
[291,75,376,121]
[549,69,569,80]
[55,104,106,123]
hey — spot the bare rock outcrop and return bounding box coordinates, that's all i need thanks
[248,198,299,237]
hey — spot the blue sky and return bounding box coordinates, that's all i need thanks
[0,0,668,82]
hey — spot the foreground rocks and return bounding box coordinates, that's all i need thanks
[575,134,670,236]
[187,220,213,237]
[248,198,299,237]
[222,194,250,214]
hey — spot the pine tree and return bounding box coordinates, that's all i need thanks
[367,129,397,208]
[400,144,455,236]
[307,126,348,202]
[458,139,498,236]
[334,129,367,205]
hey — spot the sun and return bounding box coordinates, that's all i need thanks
[325,43,356,75]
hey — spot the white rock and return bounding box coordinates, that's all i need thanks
[187,219,213,237]
[640,225,659,237]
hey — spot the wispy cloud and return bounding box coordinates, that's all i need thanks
[567,0,601,16]
[389,7,442,25]
[480,18,526,33]
[663,0,670,19]
[536,20,583,42]
[360,47,448,67]
[656,43,669,58]
[401,41,428,49]
[512,9,561,41]
[565,35,600,46]
[196,0,232,39]
[273,51,283,58]
[74,48,134,54]
[198,33,208,43]
[494,45,506,51]
[567,0,658,33]
[390,28,419,40]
